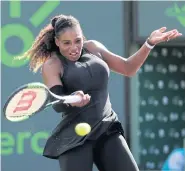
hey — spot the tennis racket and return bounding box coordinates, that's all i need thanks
[3,82,82,122]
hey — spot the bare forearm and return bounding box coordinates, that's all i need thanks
[126,43,151,76]
[126,27,182,76]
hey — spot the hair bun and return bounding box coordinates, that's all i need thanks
[51,16,60,28]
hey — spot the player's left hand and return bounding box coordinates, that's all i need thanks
[148,27,182,45]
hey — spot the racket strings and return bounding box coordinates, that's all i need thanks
[7,114,31,118]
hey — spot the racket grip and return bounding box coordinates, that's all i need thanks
[63,95,82,104]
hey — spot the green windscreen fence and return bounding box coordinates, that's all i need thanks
[137,46,185,170]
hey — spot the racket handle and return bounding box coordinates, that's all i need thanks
[63,95,82,104]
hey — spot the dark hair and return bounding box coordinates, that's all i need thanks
[17,14,83,72]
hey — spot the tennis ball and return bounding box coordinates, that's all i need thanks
[75,123,91,136]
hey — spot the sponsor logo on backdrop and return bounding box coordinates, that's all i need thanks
[1,1,60,156]
[1,0,60,67]
[1,132,49,155]
[165,3,185,27]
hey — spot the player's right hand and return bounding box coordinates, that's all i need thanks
[70,90,91,107]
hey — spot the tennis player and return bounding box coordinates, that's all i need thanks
[19,14,182,171]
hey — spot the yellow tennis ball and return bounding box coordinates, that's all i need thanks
[75,123,91,136]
